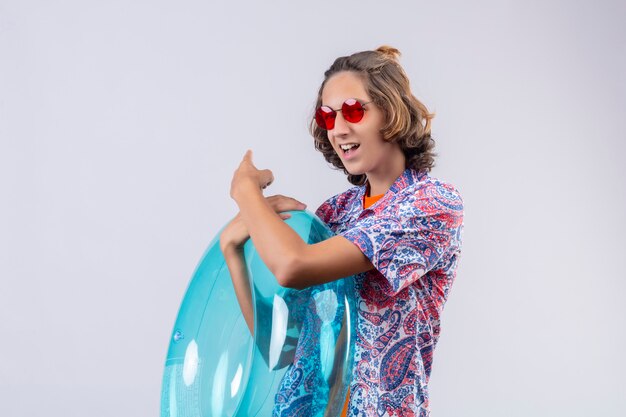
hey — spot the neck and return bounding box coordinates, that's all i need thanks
[365,149,406,196]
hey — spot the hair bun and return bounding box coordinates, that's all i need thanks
[375,45,401,61]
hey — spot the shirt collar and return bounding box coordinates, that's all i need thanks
[362,167,428,195]
[357,168,429,210]
[388,167,429,194]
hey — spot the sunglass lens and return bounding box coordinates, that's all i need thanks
[315,106,335,130]
[342,99,365,123]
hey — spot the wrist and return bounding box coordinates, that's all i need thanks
[231,179,261,203]
[220,240,245,257]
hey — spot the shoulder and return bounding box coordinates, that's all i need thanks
[394,172,464,227]
[315,185,362,224]
[420,175,463,211]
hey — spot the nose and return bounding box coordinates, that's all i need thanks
[330,110,350,135]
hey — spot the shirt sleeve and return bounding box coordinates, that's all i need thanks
[315,195,337,225]
[339,183,464,295]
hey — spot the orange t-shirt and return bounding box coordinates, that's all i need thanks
[364,181,385,209]
[364,192,385,209]
[340,184,384,417]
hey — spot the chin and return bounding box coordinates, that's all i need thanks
[343,165,366,176]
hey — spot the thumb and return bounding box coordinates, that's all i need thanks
[261,169,274,187]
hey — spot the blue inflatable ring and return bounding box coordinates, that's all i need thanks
[161,210,356,417]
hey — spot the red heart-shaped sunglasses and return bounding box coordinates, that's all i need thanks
[315,98,372,130]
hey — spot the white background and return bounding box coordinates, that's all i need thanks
[1,1,625,416]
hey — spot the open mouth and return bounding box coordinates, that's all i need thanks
[340,143,360,156]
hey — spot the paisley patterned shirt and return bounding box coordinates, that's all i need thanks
[315,168,464,417]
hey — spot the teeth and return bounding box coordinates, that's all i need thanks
[340,144,359,151]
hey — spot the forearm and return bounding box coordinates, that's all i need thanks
[234,184,306,284]
[222,245,254,335]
